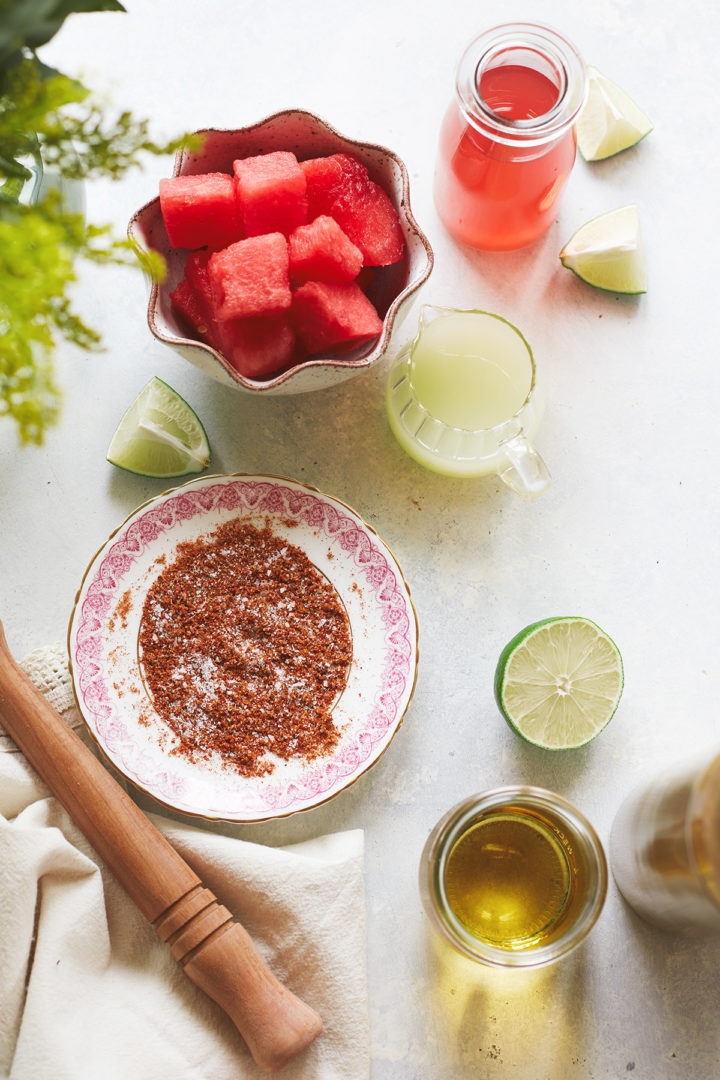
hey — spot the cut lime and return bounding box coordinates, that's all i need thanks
[494,617,624,750]
[107,377,210,478]
[576,65,653,161]
[559,205,647,294]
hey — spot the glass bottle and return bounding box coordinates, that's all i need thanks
[434,22,587,251]
[610,750,720,934]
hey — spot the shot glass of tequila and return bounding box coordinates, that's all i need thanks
[610,750,720,935]
[385,305,551,497]
[434,22,587,251]
[420,787,607,967]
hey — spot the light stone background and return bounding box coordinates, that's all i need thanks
[1,1,719,1076]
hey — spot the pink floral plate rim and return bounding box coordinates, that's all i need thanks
[67,474,418,822]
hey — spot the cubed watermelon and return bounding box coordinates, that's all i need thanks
[217,313,298,379]
[233,151,308,237]
[183,252,213,309]
[291,281,383,353]
[174,253,224,351]
[169,278,212,338]
[300,154,346,217]
[159,173,243,251]
[208,233,291,321]
[288,215,363,284]
[331,180,404,267]
[300,153,404,266]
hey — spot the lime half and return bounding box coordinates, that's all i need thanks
[559,205,647,294]
[576,65,653,162]
[494,617,624,750]
[107,377,210,478]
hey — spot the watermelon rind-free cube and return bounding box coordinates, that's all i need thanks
[291,281,383,354]
[218,313,298,379]
[300,154,347,217]
[159,173,243,251]
[169,278,213,339]
[183,251,214,309]
[299,153,404,266]
[233,151,308,237]
[331,179,404,266]
[176,252,223,351]
[208,233,292,321]
[288,215,363,284]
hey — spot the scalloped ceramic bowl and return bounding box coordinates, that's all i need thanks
[128,109,434,395]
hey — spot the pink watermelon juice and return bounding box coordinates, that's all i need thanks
[434,24,587,252]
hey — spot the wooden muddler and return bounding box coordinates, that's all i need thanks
[0,623,322,1074]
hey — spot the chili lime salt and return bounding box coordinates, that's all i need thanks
[138,518,352,777]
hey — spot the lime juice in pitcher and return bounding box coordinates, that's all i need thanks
[385,305,550,497]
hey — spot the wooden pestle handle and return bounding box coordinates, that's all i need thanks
[0,623,322,1074]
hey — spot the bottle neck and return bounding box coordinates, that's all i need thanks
[455,23,587,148]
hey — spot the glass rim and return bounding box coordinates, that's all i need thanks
[406,305,537,436]
[454,22,587,146]
[421,786,608,968]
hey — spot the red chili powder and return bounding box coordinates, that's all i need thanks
[138,518,352,777]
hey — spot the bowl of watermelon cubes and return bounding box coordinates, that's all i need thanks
[129,109,434,394]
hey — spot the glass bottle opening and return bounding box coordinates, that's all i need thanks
[475,44,568,129]
[455,22,587,147]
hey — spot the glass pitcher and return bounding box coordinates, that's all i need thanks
[385,305,551,497]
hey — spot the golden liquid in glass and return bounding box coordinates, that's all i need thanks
[444,809,574,949]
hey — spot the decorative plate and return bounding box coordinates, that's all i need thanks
[68,474,418,821]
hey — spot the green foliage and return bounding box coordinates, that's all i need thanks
[0,0,191,444]
[0,1,125,72]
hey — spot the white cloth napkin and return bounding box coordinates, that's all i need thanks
[0,645,370,1080]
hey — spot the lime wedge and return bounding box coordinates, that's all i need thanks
[107,377,210,478]
[494,617,624,750]
[576,65,653,161]
[559,205,647,294]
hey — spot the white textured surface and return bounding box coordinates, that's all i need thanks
[1,1,719,1076]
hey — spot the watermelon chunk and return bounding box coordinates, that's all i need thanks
[288,215,363,284]
[172,257,296,378]
[300,153,404,266]
[291,281,383,353]
[169,278,212,339]
[159,173,243,251]
[331,180,404,267]
[300,155,347,217]
[174,253,223,351]
[233,151,308,237]
[207,233,291,321]
[183,251,214,306]
[217,313,298,379]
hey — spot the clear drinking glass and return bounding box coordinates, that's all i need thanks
[385,305,551,497]
[419,787,608,968]
[610,750,720,934]
[434,22,587,251]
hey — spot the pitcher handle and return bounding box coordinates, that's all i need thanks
[498,432,552,498]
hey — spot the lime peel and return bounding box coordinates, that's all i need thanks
[577,65,653,161]
[107,376,211,478]
[494,616,624,750]
[559,205,647,294]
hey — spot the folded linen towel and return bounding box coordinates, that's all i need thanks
[0,644,369,1080]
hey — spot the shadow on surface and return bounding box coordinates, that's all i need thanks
[421,928,591,1076]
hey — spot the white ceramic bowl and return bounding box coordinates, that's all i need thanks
[128,109,434,395]
[68,474,419,821]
